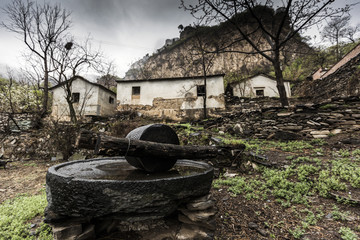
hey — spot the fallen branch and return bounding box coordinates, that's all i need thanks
[243,151,278,167]
[330,192,360,205]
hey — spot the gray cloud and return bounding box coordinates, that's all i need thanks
[0,0,195,76]
[0,0,359,77]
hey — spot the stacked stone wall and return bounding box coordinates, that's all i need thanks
[0,113,38,132]
[226,96,360,139]
[294,53,360,102]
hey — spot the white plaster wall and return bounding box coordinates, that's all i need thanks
[97,88,117,116]
[51,78,116,119]
[117,75,225,109]
[232,75,291,98]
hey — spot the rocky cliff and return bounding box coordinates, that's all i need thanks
[125,7,312,80]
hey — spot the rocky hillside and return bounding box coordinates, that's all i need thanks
[125,7,312,80]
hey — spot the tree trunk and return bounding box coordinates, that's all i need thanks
[65,82,78,124]
[76,130,245,159]
[42,67,49,117]
[202,52,207,119]
[67,99,77,124]
[273,53,289,107]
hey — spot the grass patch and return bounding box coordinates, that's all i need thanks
[0,191,52,240]
[213,139,360,238]
[214,139,359,203]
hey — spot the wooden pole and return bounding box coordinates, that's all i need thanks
[76,130,245,159]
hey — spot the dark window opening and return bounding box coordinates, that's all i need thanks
[109,96,114,104]
[132,86,140,95]
[256,89,264,97]
[132,86,140,99]
[197,85,205,97]
[72,92,80,103]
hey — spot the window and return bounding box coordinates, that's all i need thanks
[132,86,140,99]
[255,89,264,97]
[109,96,114,104]
[197,85,205,97]
[72,92,80,103]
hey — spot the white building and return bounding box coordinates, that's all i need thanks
[230,74,291,98]
[50,76,116,121]
[116,74,225,119]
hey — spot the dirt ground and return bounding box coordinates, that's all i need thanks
[0,160,50,203]
[1,133,359,240]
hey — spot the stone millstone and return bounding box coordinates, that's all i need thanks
[125,124,180,172]
[45,158,213,223]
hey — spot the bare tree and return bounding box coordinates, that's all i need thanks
[190,28,217,118]
[345,24,360,43]
[97,60,118,90]
[322,15,359,61]
[181,0,348,107]
[2,0,72,116]
[50,38,103,124]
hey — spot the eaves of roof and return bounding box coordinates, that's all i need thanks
[117,74,225,83]
[49,75,116,95]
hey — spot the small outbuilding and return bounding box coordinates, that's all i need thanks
[116,74,225,120]
[230,73,291,98]
[50,76,116,121]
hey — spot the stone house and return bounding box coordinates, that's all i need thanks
[230,74,291,98]
[116,74,225,120]
[50,76,116,121]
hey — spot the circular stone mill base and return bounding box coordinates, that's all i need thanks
[45,157,216,239]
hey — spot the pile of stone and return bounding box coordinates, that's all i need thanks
[50,193,217,240]
[0,131,50,160]
[177,194,217,239]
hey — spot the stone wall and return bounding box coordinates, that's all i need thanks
[294,53,360,102]
[225,96,360,139]
[117,97,224,121]
[321,44,360,79]
[0,113,39,133]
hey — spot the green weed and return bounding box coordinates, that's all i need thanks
[289,226,305,239]
[23,163,37,167]
[310,138,326,146]
[319,104,336,110]
[331,205,350,221]
[0,192,51,240]
[316,170,347,197]
[339,227,358,240]
[338,149,351,158]
[331,158,360,188]
[352,149,360,157]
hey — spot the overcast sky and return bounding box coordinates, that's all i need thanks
[0,0,359,79]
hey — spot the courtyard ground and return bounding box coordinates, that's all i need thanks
[0,129,359,239]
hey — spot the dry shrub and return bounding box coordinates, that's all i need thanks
[45,120,80,160]
[109,120,143,137]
